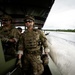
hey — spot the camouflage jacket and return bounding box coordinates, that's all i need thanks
[18,29,48,53]
[0,26,20,42]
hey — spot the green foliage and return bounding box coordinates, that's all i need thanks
[43,29,75,32]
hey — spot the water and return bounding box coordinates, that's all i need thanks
[46,31,75,75]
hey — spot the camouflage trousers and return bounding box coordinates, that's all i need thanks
[22,53,44,75]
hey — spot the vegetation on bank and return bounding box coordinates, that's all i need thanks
[43,29,75,32]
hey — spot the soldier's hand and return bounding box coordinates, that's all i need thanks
[9,39,15,43]
[17,59,22,68]
[41,54,49,66]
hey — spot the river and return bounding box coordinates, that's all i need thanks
[46,31,75,75]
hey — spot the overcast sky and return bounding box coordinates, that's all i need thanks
[43,0,75,29]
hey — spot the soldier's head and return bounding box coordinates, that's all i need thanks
[17,27,22,33]
[1,15,12,26]
[24,15,35,28]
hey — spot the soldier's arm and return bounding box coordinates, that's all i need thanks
[39,30,50,54]
[16,35,24,67]
[0,34,9,42]
[10,28,20,42]
[17,35,24,59]
[0,28,9,42]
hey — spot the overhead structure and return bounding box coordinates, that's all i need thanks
[0,0,55,29]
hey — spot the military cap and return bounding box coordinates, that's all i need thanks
[1,15,12,20]
[24,15,35,22]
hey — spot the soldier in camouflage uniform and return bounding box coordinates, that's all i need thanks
[0,15,21,56]
[17,15,50,75]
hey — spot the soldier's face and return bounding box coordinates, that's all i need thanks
[24,19,34,28]
[2,19,11,26]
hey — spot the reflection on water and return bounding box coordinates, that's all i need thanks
[47,32,75,75]
[50,31,75,44]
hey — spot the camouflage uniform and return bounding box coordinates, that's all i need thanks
[0,15,20,56]
[18,29,49,75]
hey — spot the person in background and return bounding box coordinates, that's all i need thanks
[17,27,22,35]
[17,15,50,75]
[0,15,21,56]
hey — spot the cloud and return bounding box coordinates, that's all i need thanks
[43,0,75,29]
